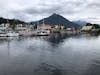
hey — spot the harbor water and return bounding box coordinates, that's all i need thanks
[0,34,100,75]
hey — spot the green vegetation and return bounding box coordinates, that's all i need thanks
[86,23,100,28]
[0,17,26,30]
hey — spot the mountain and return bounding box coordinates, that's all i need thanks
[30,13,80,28]
[73,20,87,26]
[0,17,26,25]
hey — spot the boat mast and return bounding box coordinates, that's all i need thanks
[37,21,39,26]
[43,18,45,25]
[6,19,9,32]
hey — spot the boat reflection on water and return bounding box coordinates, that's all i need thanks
[0,33,100,75]
[34,33,77,46]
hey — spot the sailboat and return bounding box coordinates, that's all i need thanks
[33,19,50,36]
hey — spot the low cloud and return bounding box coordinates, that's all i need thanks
[0,0,100,23]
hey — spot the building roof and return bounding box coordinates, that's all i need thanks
[81,26,93,31]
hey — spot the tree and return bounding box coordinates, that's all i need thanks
[34,25,37,29]
[86,23,92,26]
[93,24,100,28]
[9,20,16,30]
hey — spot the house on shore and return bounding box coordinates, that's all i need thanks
[15,24,28,31]
[37,24,53,30]
[0,23,10,32]
[36,24,78,34]
[81,26,93,31]
[15,24,34,36]
[81,24,100,33]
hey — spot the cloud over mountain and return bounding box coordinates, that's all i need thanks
[0,0,100,24]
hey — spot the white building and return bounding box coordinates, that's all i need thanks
[0,23,10,32]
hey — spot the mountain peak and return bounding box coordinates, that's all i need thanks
[49,13,65,19]
[51,13,60,16]
[31,14,80,28]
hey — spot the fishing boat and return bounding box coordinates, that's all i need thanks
[0,32,7,37]
[33,18,50,36]
[33,30,50,36]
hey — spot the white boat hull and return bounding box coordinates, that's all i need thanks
[0,34,7,37]
[33,30,50,36]
[0,32,19,37]
[7,33,19,37]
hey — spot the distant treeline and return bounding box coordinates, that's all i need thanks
[0,17,26,25]
[86,23,100,28]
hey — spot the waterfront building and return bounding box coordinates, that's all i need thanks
[0,23,10,32]
[81,24,100,33]
[37,24,53,30]
[81,26,93,31]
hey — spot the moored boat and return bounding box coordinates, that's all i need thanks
[0,32,7,37]
[7,31,19,37]
[33,30,50,36]
[0,31,19,37]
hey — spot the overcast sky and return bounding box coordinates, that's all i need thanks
[0,0,100,24]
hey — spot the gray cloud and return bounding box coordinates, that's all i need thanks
[24,6,63,15]
[0,0,100,24]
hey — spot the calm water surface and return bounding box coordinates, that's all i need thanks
[0,34,100,75]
